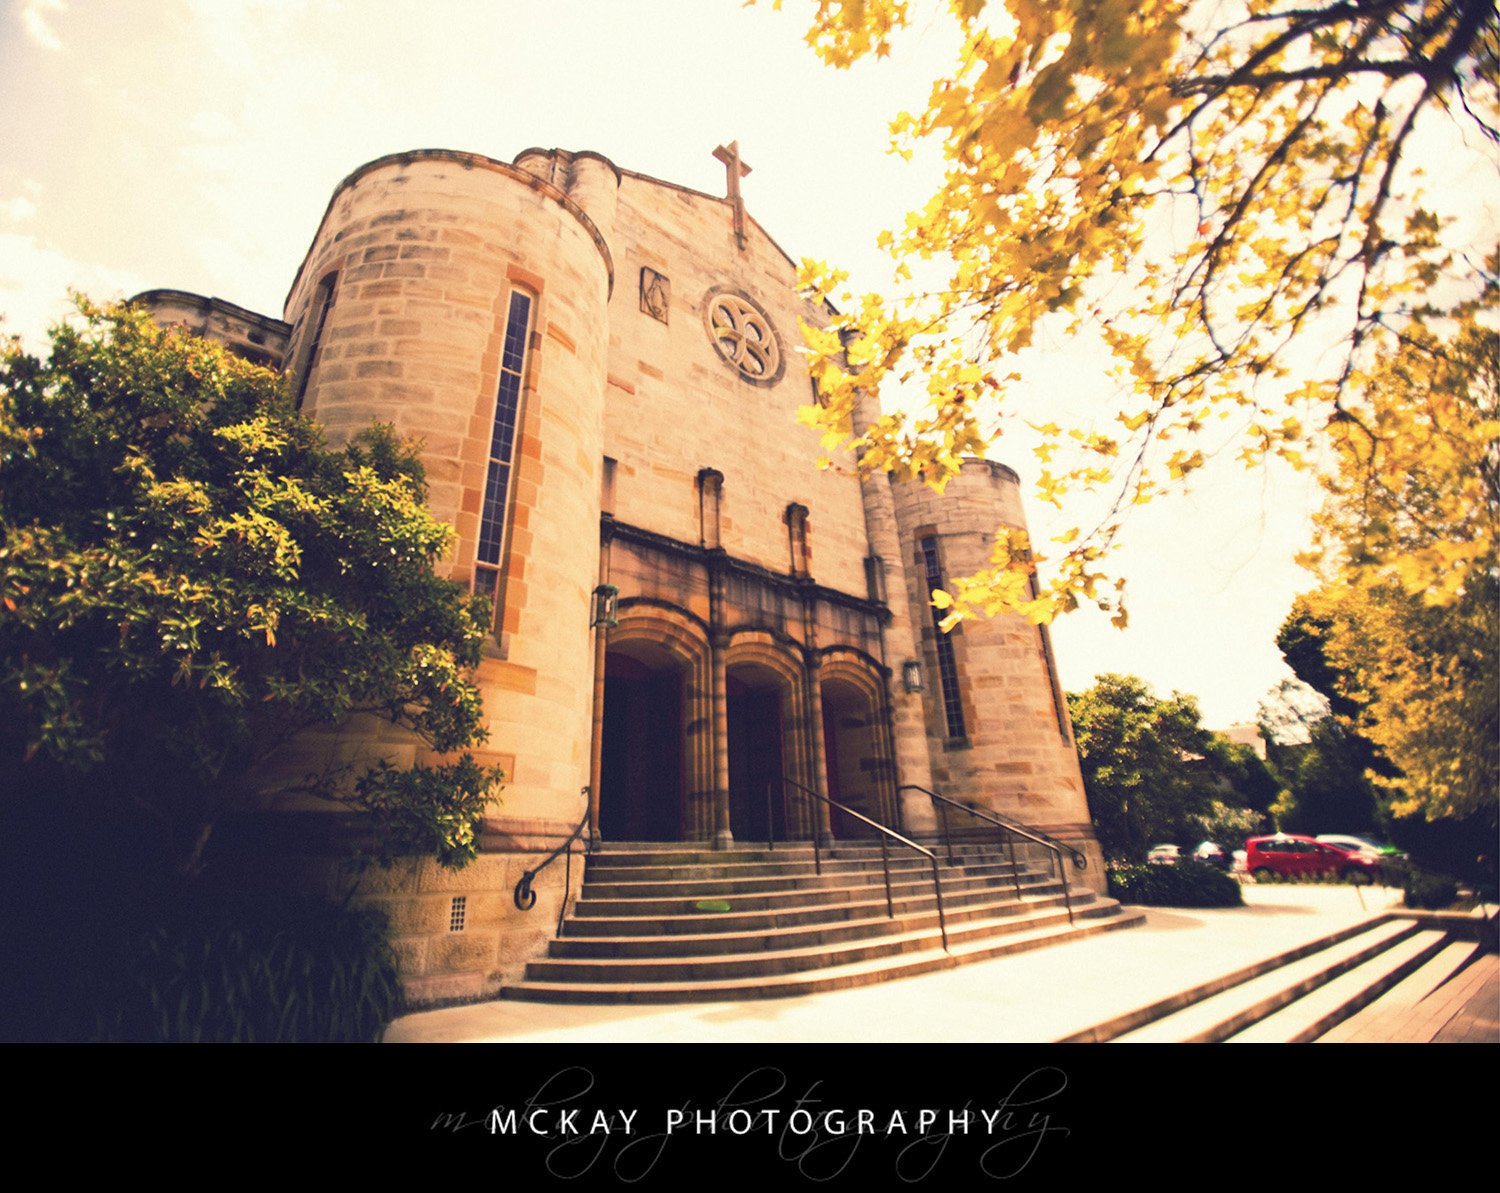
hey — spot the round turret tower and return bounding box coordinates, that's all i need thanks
[277,149,618,1000]
[892,458,1104,886]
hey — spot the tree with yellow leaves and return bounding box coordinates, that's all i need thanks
[1293,311,1497,824]
[776,0,1498,625]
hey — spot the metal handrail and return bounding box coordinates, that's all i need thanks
[900,784,1087,869]
[899,784,1076,925]
[513,792,595,938]
[772,775,949,953]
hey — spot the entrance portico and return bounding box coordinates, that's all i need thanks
[593,529,897,846]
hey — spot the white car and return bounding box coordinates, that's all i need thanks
[1147,844,1181,865]
[1316,834,1406,861]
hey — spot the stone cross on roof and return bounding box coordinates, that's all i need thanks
[713,140,752,250]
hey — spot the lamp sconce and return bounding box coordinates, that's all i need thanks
[901,659,923,694]
[591,584,619,629]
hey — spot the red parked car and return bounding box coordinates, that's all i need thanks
[1245,834,1382,883]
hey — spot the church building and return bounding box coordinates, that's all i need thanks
[136,145,1109,1005]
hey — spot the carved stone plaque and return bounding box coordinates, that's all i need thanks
[640,267,670,323]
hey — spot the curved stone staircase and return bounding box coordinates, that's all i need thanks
[502,839,1143,1003]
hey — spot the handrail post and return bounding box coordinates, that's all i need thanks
[930,857,949,952]
[939,800,954,864]
[813,797,822,875]
[903,783,1086,926]
[881,836,893,918]
[781,773,947,952]
[765,779,774,851]
[558,831,573,938]
[514,794,594,916]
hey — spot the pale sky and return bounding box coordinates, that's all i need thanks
[3,0,1491,728]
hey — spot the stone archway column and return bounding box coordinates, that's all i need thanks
[804,656,834,840]
[780,668,810,839]
[874,684,902,827]
[587,533,613,838]
[685,654,715,842]
[710,631,733,848]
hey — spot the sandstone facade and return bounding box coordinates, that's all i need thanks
[137,145,1102,1005]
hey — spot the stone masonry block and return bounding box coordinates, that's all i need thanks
[428,931,500,974]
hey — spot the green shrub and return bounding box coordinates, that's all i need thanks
[1108,860,1244,908]
[9,890,400,1042]
[1403,871,1460,911]
[1249,868,1377,885]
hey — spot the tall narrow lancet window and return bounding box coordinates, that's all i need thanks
[473,289,535,608]
[293,273,337,410]
[785,503,810,577]
[864,555,888,604]
[697,468,724,549]
[920,536,966,741]
[1029,571,1071,741]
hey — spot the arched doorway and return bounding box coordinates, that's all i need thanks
[599,604,715,842]
[820,657,897,839]
[725,663,791,844]
[600,642,686,841]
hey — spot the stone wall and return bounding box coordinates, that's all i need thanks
[132,288,289,371]
[590,163,872,600]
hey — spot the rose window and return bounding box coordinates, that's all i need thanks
[705,292,780,382]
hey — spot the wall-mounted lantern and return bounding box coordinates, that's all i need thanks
[902,659,924,694]
[591,584,619,629]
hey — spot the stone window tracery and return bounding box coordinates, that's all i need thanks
[703,289,782,384]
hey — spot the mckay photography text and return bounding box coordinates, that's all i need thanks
[430,1064,1072,1181]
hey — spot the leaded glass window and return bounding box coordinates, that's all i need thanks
[474,290,534,605]
[921,537,966,740]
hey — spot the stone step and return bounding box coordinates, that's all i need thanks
[523,897,1127,984]
[1316,941,1486,1043]
[502,836,1131,1005]
[1225,929,1451,1043]
[588,840,1027,865]
[549,888,1090,958]
[504,906,1145,1004]
[561,876,1069,936]
[581,846,1053,883]
[571,869,1062,918]
[580,852,1028,885]
[577,858,1033,901]
[581,843,924,868]
[1112,919,1421,1043]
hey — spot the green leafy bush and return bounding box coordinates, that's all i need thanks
[1,299,501,875]
[1403,871,1460,911]
[6,890,400,1042]
[1107,860,1244,908]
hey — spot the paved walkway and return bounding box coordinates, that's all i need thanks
[385,883,1494,1044]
